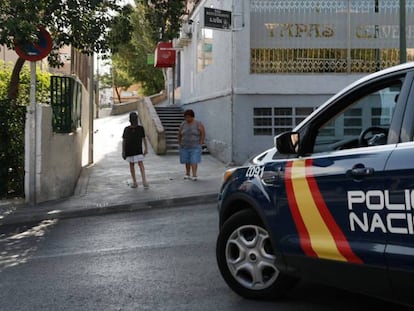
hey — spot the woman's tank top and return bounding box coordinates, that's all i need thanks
[181,121,200,148]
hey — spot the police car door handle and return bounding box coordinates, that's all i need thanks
[261,168,283,185]
[349,166,374,177]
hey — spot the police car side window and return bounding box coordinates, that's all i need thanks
[314,82,402,153]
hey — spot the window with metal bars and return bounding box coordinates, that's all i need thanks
[253,107,314,136]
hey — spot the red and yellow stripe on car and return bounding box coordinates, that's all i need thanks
[285,159,362,264]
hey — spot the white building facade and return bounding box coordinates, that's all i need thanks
[175,0,414,164]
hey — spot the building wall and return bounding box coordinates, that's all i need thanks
[229,1,366,163]
[178,0,234,163]
[231,94,331,164]
[177,0,410,165]
[179,0,233,105]
[184,95,233,163]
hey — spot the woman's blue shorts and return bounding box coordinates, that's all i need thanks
[179,145,202,164]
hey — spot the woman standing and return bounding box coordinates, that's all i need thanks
[178,109,206,181]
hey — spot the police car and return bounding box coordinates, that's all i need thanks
[216,62,414,307]
[245,147,278,166]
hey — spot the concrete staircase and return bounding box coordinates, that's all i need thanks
[154,106,184,153]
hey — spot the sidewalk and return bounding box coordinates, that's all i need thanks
[0,112,231,226]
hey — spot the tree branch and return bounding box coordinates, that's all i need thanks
[7,57,26,101]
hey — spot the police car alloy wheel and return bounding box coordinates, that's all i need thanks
[216,209,296,299]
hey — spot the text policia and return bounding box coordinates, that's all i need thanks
[348,190,414,235]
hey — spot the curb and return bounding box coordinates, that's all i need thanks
[0,193,218,226]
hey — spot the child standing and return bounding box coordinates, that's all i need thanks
[122,112,149,189]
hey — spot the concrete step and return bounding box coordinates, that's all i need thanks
[166,136,178,140]
[160,119,182,123]
[156,114,182,118]
[165,134,178,139]
[163,122,181,125]
[155,109,183,112]
[156,115,182,118]
[164,127,180,132]
[156,112,183,116]
[166,141,179,145]
[156,108,182,110]
[156,110,183,113]
[155,107,183,110]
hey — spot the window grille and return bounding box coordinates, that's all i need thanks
[254,107,314,136]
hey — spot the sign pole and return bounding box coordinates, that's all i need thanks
[27,61,37,204]
[16,27,52,205]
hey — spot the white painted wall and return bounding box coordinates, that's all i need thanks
[34,85,90,203]
[179,0,233,105]
[177,0,373,164]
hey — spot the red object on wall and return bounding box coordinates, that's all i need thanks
[154,42,176,68]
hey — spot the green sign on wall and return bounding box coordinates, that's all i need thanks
[147,54,155,65]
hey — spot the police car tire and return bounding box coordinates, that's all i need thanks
[216,209,297,300]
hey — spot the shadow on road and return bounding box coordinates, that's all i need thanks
[0,220,58,272]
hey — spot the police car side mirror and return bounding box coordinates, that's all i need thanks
[275,132,299,154]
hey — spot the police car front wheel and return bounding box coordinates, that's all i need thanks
[216,209,297,300]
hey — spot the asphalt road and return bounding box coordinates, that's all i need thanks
[0,204,411,311]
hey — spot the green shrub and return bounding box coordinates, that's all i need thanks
[0,61,51,198]
[0,61,51,104]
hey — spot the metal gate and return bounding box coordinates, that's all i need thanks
[50,76,82,133]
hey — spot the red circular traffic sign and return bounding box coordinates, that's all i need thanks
[15,27,53,61]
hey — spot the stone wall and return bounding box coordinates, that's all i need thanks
[111,99,143,115]
[137,96,167,155]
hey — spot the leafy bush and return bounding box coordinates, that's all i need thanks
[0,61,51,198]
[0,61,51,104]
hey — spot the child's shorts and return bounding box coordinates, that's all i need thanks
[126,154,145,163]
